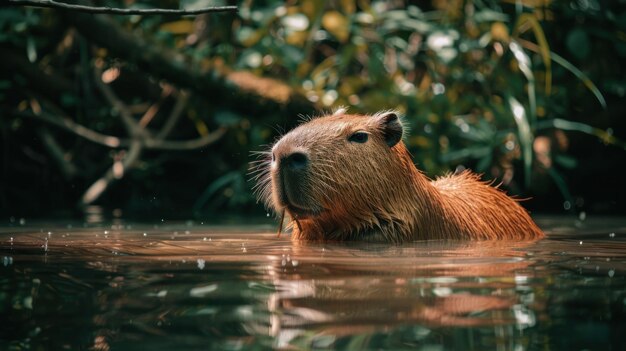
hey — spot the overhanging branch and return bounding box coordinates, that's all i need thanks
[5,0,237,15]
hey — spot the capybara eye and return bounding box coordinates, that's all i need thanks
[348,131,369,143]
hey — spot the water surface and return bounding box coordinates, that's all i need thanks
[1,216,625,350]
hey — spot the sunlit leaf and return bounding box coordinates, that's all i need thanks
[281,14,310,31]
[474,9,509,22]
[321,11,349,42]
[26,36,36,63]
[513,13,552,94]
[159,20,194,35]
[509,41,536,126]
[236,27,262,47]
[340,0,356,14]
[490,22,509,42]
[508,96,533,188]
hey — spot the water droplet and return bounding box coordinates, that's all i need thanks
[184,231,190,235]
[266,213,270,217]
[19,218,26,225]
[143,233,147,237]
[608,269,615,278]
[292,260,299,267]
[609,233,616,238]
[579,241,583,245]
[9,237,13,243]
[197,258,205,270]
[203,237,207,241]
[578,211,586,221]
[563,201,572,210]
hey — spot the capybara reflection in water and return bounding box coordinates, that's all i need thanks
[253,109,544,242]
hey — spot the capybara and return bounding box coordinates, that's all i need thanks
[253,109,544,242]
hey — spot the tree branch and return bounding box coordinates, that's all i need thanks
[16,111,126,148]
[6,0,237,15]
[65,12,318,117]
[155,90,189,140]
[37,127,79,179]
[80,140,143,206]
[145,127,227,151]
[93,65,143,137]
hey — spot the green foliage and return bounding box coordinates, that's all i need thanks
[220,0,623,205]
[1,0,625,216]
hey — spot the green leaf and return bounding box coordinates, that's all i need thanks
[566,28,590,60]
[509,41,536,126]
[26,36,37,63]
[214,110,242,127]
[546,168,575,213]
[512,13,552,94]
[474,9,509,23]
[535,118,626,149]
[508,96,533,188]
[440,146,492,163]
[553,154,578,169]
[549,51,607,109]
[477,151,493,172]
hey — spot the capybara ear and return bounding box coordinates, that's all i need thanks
[377,111,403,147]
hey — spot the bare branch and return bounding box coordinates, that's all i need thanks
[37,127,79,179]
[155,90,189,140]
[65,12,318,118]
[93,65,142,137]
[80,140,143,206]
[6,0,237,15]
[17,111,127,148]
[145,127,227,151]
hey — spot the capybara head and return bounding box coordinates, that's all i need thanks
[253,109,420,239]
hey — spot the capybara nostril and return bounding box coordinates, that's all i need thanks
[283,152,309,171]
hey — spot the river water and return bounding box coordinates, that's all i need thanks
[1,216,625,350]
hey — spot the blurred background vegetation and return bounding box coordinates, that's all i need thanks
[1,0,625,221]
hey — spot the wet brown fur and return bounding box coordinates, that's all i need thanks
[253,111,544,242]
